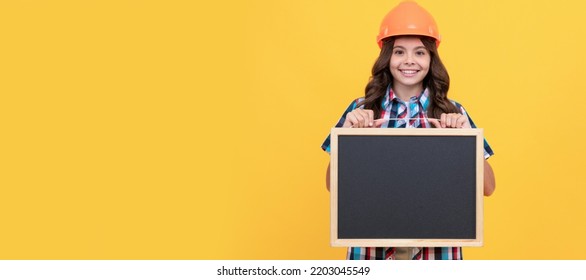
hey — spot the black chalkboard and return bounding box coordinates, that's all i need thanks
[330,128,484,247]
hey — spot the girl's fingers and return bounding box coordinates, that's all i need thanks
[462,115,472,128]
[348,109,375,128]
[438,113,470,128]
[345,113,359,127]
[348,111,364,127]
[449,114,460,128]
[428,118,441,128]
[366,110,374,127]
[456,115,467,128]
[440,113,447,128]
[354,112,365,127]
[357,109,372,127]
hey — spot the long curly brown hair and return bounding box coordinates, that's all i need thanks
[357,36,459,119]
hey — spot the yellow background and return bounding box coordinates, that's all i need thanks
[1,0,585,259]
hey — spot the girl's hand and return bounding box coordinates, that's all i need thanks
[343,108,374,128]
[342,108,388,128]
[428,113,471,128]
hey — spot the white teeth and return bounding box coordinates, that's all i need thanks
[401,70,417,74]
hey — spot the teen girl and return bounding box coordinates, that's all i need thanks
[321,1,496,260]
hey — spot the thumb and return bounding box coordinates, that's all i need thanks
[373,119,388,128]
[428,118,441,128]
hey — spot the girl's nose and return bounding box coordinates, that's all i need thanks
[404,53,415,64]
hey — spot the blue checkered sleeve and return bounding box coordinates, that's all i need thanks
[455,102,494,159]
[321,99,359,153]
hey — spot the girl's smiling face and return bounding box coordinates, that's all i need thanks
[389,36,430,91]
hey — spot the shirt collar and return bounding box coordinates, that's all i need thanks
[382,85,430,111]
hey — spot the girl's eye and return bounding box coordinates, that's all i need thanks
[394,50,404,55]
[416,51,426,56]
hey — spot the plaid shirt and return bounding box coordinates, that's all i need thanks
[321,87,494,260]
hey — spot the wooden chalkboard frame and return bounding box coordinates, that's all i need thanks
[330,128,484,247]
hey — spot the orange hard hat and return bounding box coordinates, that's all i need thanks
[376,1,441,48]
